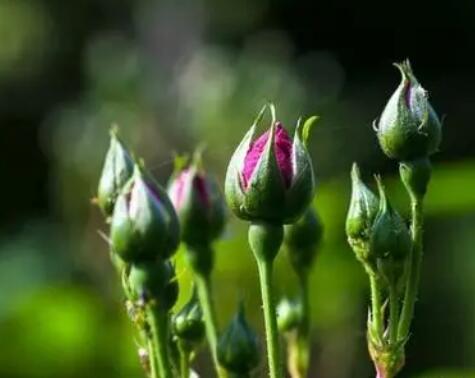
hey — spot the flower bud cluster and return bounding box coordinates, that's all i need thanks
[346,164,411,284]
[97,129,180,313]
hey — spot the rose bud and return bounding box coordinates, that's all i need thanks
[346,163,379,269]
[277,298,303,333]
[168,153,226,247]
[173,288,205,344]
[110,165,180,262]
[375,60,442,161]
[97,127,134,217]
[370,178,412,285]
[217,303,260,375]
[225,104,318,224]
[128,260,178,310]
[284,207,323,274]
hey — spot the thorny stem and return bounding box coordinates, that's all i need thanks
[398,196,424,340]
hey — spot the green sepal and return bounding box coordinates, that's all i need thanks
[370,177,412,285]
[97,127,134,217]
[110,165,180,262]
[283,117,317,223]
[345,163,379,270]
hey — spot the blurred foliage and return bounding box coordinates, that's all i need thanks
[0,1,474,378]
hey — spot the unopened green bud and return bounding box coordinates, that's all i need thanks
[284,208,323,273]
[225,104,317,224]
[277,298,303,333]
[97,128,134,217]
[128,260,178,310]
[371,178,412,285]
[375,60,442,161]
[217,304,260,375]
[173,288,204,344]
[168,152,226,247]
[110,165,180,262]
[346,163,379,267]
[399,158,432,200]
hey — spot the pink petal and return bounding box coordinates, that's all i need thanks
[241,122,293,189]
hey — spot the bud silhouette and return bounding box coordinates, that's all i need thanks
[277,298,303,333]
[173,288,205,344]
[284,207,323,273]
[217,303,260,375]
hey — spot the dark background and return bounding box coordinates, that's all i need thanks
[0,1,474,377]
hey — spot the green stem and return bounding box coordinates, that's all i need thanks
[147,337,159,378]
[256,258,284,378]
[194,272,223,377]
[369,275,384,340]
[388,284,399,345]
[287,272,310,378]
[148,306,173,378]
[398,196,424,339]
[178,341,190,378]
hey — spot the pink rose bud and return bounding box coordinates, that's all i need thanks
[168,153,226,248]
[225,104,318,224]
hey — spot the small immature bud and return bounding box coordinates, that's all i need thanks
[370,178,412,285]
[376,60,442,161]
[217,304,260,375]
[225,104,318,224]
[97,128,134,217]
[110,165,180,262]
[128,260,178,310]
[284,208,323,273]
[346,163,379,267]
[168,153,226,247]
[173,288,205,344]
[277,298,303,333]
[399,158,432,200]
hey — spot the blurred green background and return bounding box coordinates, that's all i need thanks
[1,0,475,377]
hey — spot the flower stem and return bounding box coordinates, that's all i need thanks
[256,257,284,378]
[388,284,399,345]
[369,275,384,340]
[286,272,310,378]
[397,196,424,340]
[147,306,173,378]
[194,272,224,377]
[248,222,284,378]
[177,341,190,378]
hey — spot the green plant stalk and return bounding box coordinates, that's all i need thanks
[369,275,384,340]
[397,196,424,340]
[388,284,399,345]
[194,272,225,377]
[177,340,190,378]
[256,257,284,378]
[286,272,311,378]
[148,306,173,378]
[147,337,159,378]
